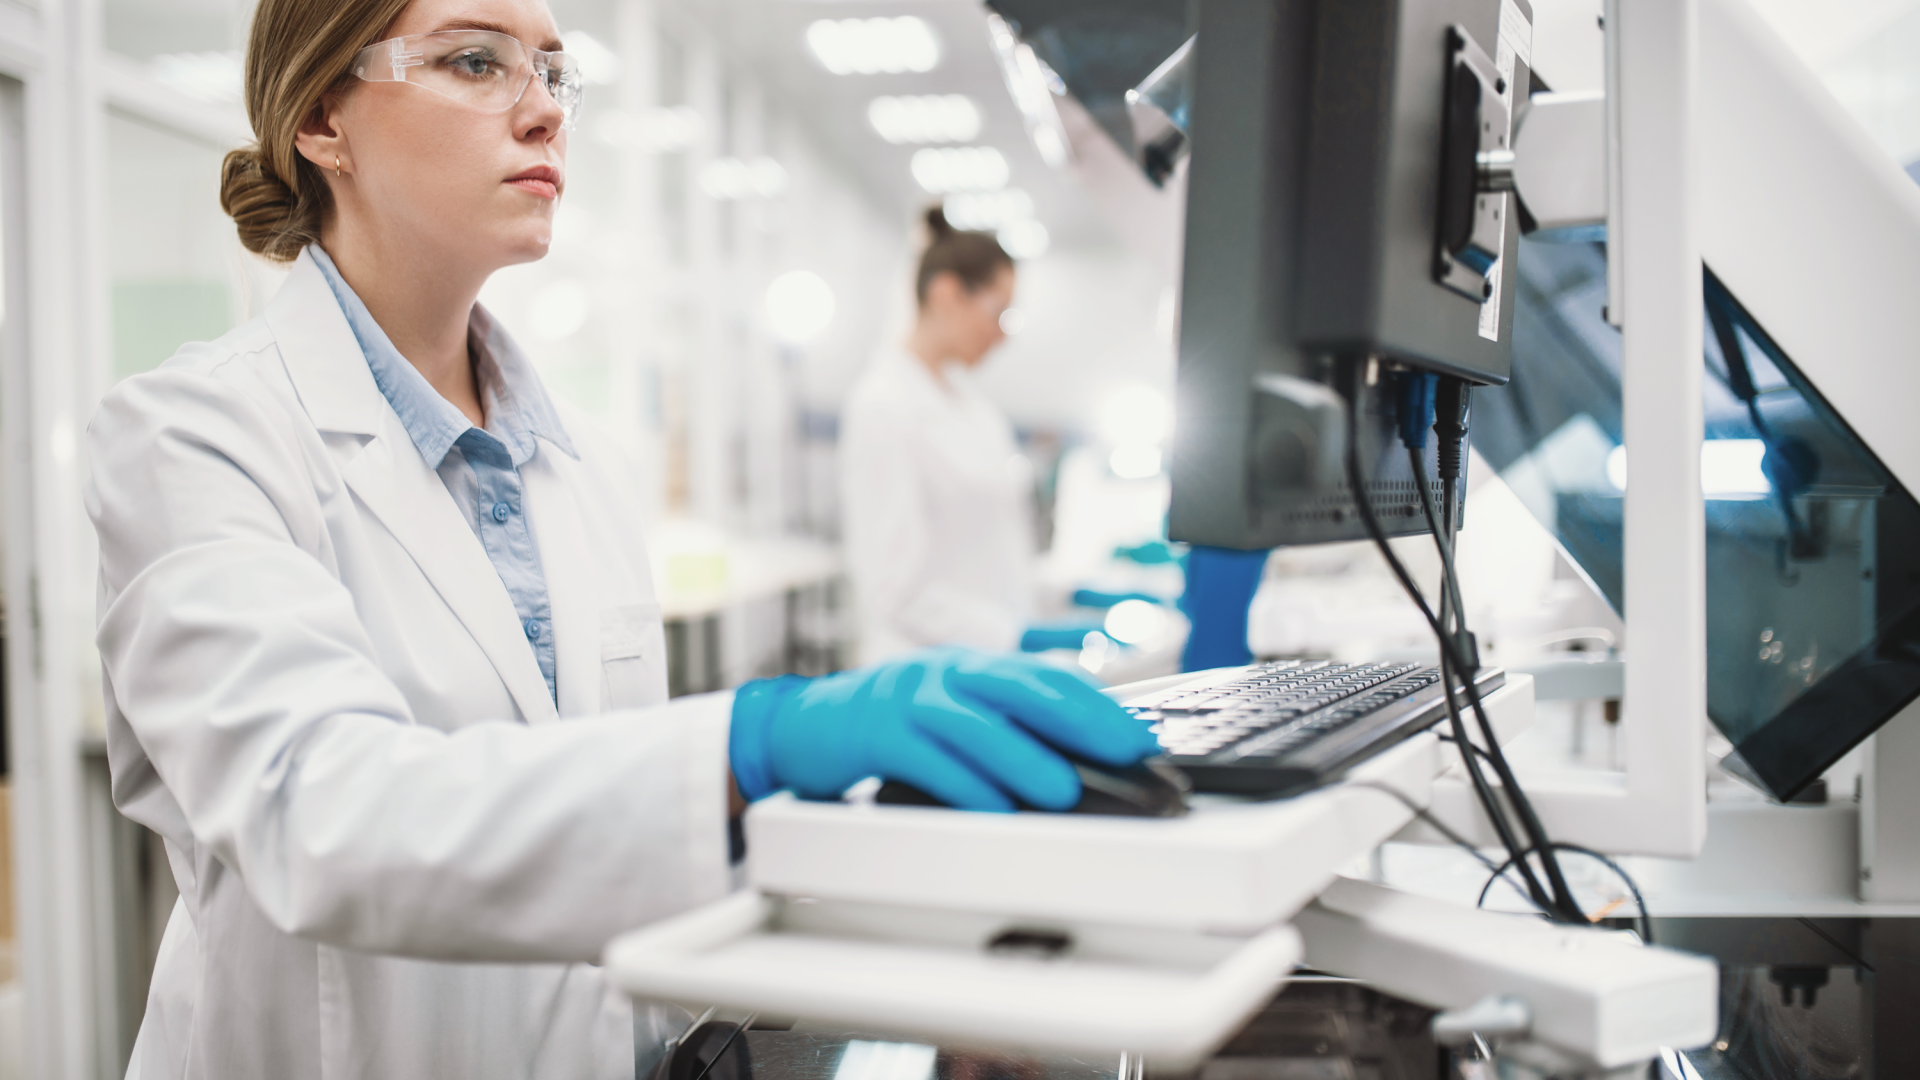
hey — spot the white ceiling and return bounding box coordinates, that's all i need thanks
[663,0,1144,252]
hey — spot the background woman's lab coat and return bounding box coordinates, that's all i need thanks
[86,250,733,1080]
[840,349,1035,663]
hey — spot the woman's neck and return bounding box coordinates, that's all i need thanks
[321,218,490,427]
[905,321,966,388]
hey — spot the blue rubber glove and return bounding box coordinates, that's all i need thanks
[728,648,1162,812]
[1114,540,1178,565]
[1069,588,1165,610]
[1019,623,1106,652]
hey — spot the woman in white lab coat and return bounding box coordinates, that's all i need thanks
[842,210,1070,663]
[87,1,1157,1077]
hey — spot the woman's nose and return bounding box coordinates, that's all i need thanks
[515,72,567,141]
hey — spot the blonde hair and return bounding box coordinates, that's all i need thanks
[219,0,413,261]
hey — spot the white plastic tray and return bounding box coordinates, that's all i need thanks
[746,675,1535,934]
[603,890,1302,1068]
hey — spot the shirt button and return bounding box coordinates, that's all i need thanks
[524,619,541,641]
[492,502,512,523]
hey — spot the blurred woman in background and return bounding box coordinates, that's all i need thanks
[841,209,1054,663]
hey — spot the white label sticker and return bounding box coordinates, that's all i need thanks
[1479,1,1533,342]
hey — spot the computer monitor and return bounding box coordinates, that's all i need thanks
[1165,0,1532,550]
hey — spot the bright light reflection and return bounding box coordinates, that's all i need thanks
[1100,385,1172,444]
[911,146,1010,193]
[997,219,1050,259]
[807,18,940,75]
[943,189,1035,230]
[834,1042,937,1080]
[868,94,981,144]
[1110,443,1163,479]
[1605,439,1772,497]
[1104,599,1165,645]
[765,271,835,345]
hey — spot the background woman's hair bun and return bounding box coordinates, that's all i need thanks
[915,203,1013,303]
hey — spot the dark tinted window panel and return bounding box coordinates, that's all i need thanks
[1471,238,1920,800]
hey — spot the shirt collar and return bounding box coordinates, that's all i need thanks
[308,244,577,468]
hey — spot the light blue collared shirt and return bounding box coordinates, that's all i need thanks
[311,245,577,704]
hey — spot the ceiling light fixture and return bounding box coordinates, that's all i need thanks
[868,94,982,144]
[700,157,789,201]
[941,189,1034,230]
[997,219,1050,259]
[806,17,940,75]
[984,14,1071,169]
[911,146,1009,193]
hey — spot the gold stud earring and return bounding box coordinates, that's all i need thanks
[334,156,342,178]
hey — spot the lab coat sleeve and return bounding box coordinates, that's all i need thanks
[86,364,732,964]
[840,402,1024,652]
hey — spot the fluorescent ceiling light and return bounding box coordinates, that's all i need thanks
[868,94,981,144]
[561,31,622,86]
[996,218,1050,259]
[593,105,703,152]
[700,157,789,200]
[806,18,940,75]
[911,146,1009,193]
[941,189,1034,230]
[984,15,1071,169]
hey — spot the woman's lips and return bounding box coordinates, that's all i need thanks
[506,166,561,200]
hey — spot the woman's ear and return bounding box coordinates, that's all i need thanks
[922,271,962,311]
[293,96,353,179]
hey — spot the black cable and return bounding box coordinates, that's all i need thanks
[1342,360,1560,916]
[1410,448,1469,659]
[1476,843,1655,946]
[1423,373,1586,922]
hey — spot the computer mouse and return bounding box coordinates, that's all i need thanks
[874,758,1191,818]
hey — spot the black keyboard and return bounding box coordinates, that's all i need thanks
[1125,660,1506,798]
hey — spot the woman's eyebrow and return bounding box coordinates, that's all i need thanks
[431,18,563,50]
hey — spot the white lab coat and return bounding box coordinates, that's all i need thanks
[87,249,734,1080]
[839,349,1035,663]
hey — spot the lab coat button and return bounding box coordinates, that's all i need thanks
[524,619,541,640]
[492,502,511,522]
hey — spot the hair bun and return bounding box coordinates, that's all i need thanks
[220,146,318,262]
[924,205,954,237]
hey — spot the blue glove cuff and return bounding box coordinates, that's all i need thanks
[729,674,812,801]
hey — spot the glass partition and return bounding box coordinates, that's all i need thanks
[1472,236,1920,800]
[105,111,239,382]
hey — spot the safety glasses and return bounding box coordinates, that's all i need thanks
[349,30,583,131]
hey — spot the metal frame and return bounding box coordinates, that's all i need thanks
[1423,0,1709,860]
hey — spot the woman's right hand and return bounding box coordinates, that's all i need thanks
[727,648,1162,812]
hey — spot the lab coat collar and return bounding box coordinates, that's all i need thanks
[266,248,561,726]
[303,245,579,467]
[266,249,387,437]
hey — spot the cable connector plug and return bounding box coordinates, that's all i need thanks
[1395,371,1439,450]
[1435,377,1472,483]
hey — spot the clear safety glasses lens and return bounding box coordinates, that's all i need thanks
[349,30,583,131]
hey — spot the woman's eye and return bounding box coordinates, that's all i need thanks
[448,51,499,77]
